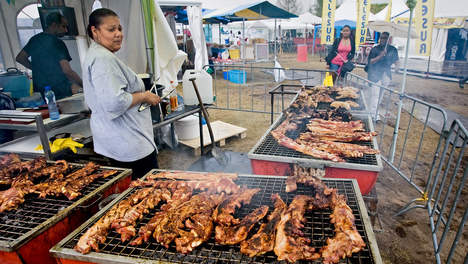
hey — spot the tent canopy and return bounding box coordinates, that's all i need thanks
[335,0,357,21]
[203,1,297,23]
[298,12,322,25]
[315,19,356,28]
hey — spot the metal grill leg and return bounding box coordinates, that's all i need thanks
[363,187,383,232]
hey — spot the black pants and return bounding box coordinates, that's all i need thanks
[111,150,158,180]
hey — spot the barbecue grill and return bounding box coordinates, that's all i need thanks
[0,158,132,264]
[248,114,382,195]
[50,170,382,264]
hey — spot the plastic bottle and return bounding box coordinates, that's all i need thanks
[44,86,60,120]
[169,81,178,111]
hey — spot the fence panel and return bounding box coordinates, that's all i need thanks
[425,119,468,264]
[209,64,331,115]
[345,72,448,199]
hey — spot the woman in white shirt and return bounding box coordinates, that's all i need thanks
[83,8,160,179]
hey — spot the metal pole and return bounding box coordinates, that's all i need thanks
[274,19,277,61]
[140,0,154,80]
[219,23,221,44]
[242,18,245,60]
[389,8,414,162]
[312,26,316,56]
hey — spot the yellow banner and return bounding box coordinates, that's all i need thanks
[385,0,392,22]
[321,0,337,45]
[394,17,467,29]
[415,0,435,56]
[355,0,371,48]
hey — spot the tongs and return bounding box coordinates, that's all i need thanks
[137,83,175,112]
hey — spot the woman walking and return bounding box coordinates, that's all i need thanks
[325,25,355,82]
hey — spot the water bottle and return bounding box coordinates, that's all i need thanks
[44,86,60,120]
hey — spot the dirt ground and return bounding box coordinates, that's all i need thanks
[158,53,468,263]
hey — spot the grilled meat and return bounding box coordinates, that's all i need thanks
[215,205,268,245]
[271,118,344,162]
[131,177,240,195]
[153,192,224,253]
[286,165,326,192]
[240,194,287,257]
[147,171,237,181]
[274,195,320,263]
[74,187,154,254]
[335,86,360,99]
[321,194,366,264]
[130,185,192,246]
[213,188,260,226]
[111,188,169,242]
[330,100,360,110]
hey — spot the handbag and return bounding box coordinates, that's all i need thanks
[337,53,355,76]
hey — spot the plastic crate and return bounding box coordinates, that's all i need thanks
[223,71,228,80]
[228,70,247,84]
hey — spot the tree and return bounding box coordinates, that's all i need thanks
[313,0,323,17]
[277,0,301,15]
[370,3,387,14]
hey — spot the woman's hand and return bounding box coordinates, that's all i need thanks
[143,91,161,106]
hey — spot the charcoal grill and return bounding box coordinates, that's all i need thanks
[0,158,132,264]
[50,171,382,264]
[248,114,382,195]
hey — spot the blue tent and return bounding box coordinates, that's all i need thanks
[203,1,297,24]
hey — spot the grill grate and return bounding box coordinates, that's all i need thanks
[252,115,378,166]
[0,166,117,243]
[61,176,375,263]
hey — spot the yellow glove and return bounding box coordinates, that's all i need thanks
[35,137,84,153]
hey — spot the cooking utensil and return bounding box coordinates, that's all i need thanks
[138,86,175,112]
[189,78,228,165]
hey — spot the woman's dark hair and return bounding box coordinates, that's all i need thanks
[87,8,118,39]
[340,25,353,40]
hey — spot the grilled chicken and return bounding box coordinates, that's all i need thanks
[240,194,287,257]
[212,188,260,226]
[215,205,269,245]
[274,195,320,263]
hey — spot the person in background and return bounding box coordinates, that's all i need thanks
[366,32,400,120]
[16,12,82,100]
[83,8,160,179]
[325,25,355,81]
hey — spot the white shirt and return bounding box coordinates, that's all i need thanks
[83,42,156,162]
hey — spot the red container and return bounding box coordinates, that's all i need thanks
[0,171,131,264]
[251,159,377,195]
[296,45,308,62]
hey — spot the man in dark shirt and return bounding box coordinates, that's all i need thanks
[16,12,82,100]
[367,32,400,84]
[366,32,400,120]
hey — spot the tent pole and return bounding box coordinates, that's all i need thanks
[425,29,439,78]
[312,26,316,56]
[219,23,221,44]
[140,0,154,80]
[389,7,414,162]
[274,18,277,61]
[242,18,245,60]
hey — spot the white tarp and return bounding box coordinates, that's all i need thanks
[394,0,468,18]
[187,5,208,70]
[298,12,321,25]
[151,0,187,89]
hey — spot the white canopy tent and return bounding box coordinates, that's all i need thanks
[335,0,358,22]
[298,12,321,25]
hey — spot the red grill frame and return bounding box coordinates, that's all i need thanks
[0,160,131,264]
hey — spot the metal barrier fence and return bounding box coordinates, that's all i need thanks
[345,73,448,194]
[345,72,467,264]
[208,64,331,115]
[425,119,468,264]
